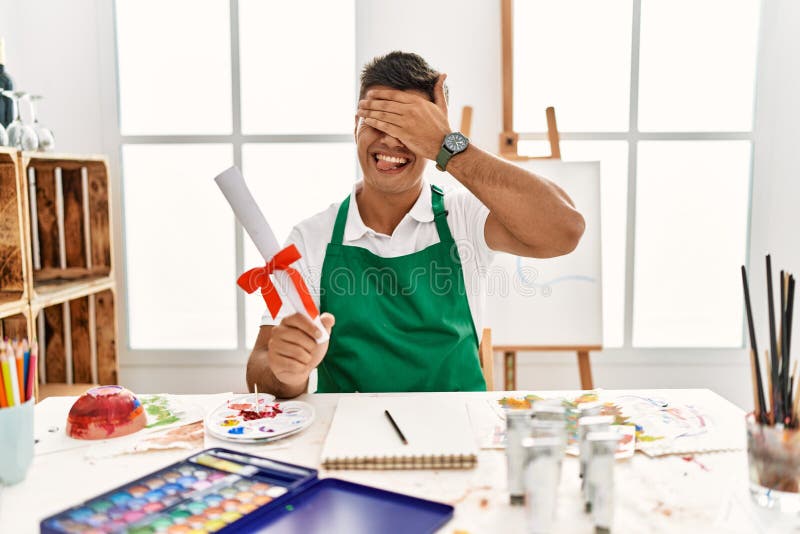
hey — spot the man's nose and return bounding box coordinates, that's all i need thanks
[379,130,404,147]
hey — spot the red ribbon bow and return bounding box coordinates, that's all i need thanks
[237,244,318,319]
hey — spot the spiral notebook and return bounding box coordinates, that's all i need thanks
[321,396,478,470]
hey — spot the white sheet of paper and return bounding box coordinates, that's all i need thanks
[214,166,328,343]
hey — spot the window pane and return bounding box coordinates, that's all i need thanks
[513,0,633,132]
[123,144,236,349]
[116,0,232,135]
[242,143,356,346]
[519,141,629,347]
[633,141,750,347]
[638,0,760,131]
[239,0,355,134]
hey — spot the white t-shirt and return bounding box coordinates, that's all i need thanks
[260,180,495,333]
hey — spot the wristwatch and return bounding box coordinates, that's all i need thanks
[435,132,470,172]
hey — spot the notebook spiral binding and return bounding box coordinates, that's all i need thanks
[322,453,477,470]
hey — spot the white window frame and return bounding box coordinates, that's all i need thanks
[111,0,355,368]
[515,0,755,351]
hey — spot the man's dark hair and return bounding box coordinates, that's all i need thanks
[359,51,444,102]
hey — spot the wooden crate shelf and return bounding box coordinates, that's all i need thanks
[31,274,115,313]
[33,288,117,386]
[22,153,113,296]
[0,310,32,340]
[0,151,118,394]
[0,148,28,315]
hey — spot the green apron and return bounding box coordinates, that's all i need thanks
[317,184,486,393]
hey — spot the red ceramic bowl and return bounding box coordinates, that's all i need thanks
[66,385,147,440]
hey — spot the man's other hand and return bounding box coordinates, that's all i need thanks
[267,312,335,388]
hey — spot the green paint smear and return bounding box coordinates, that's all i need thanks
[141,395,181,429]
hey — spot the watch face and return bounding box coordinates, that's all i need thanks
[444,132,468,152]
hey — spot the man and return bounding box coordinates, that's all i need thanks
[248,51,584,397]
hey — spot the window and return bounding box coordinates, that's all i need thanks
[116,0,356,353]
[514,0,760,348]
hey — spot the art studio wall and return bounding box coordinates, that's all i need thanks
[2,0,799,409]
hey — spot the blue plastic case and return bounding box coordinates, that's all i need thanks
[40,447,454,534]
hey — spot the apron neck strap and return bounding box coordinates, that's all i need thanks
[329,184,453,245]
[430,184,454,243]
[331,195,350,245]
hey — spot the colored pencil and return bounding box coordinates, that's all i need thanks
[6,351,20,406]
[15,343,25,402]
[26,347,37,403]
[0,355,7,408]
[741,266,766,420]
[1,353,13,406]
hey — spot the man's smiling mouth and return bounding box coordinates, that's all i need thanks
[372,152,412,173]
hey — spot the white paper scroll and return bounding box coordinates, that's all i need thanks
[215,166,328,343]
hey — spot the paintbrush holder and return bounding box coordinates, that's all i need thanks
[746,413,800,514]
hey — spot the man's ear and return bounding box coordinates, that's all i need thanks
[354,113,360,140]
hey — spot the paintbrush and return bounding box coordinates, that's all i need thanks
[742,265,766,421]
[767,256,782,422]
[780,271,789,422]
[765,349,773,424]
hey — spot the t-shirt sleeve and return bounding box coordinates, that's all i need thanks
[258,226,317,327]
[446,188,495,271]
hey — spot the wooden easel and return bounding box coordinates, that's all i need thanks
[459,105,599,391]
[450,0,602,391]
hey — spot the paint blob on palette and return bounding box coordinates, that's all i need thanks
[205,395,315,443]
[42,451,293,534]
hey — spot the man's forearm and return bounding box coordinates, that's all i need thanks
[446,144,585,254]
[246,349,308,399]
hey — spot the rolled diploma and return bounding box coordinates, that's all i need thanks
[214,166,328,343]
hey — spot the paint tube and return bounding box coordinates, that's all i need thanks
[577,400,604,418]
[578,415,614,511]
[505,408,533,505]
[522,436,561,534]
[532,400,566,422]
[586,431,620,533]
[530,418,567,483]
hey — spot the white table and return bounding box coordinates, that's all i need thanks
[0,389,793,533]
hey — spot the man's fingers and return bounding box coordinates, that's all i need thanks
[320,312,335,332]
[357,109,404,127]
[365,88,417,104]
[362,117,403,139]
[271,339,313,365]
[278,327,316,353]
[434,73,448,112]
[282,313,321,340]
[358,99,405,114]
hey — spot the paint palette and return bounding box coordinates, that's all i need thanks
[204,395,314,443]
[41,449,308,534]
[42,448,455,534]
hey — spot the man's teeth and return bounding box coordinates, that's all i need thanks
[375,153,408,164]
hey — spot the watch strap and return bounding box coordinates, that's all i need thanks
[435,145,453,172]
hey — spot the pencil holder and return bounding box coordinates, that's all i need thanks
[746,412,800,513]
[0,398,34,485]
